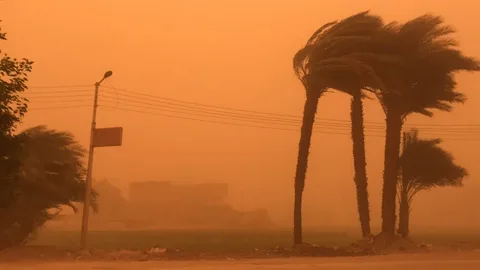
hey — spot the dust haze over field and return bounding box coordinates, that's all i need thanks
[1,0,480,238]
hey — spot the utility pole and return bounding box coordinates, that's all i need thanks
[80,71,113,250]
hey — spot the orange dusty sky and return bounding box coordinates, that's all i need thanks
[1,0,479,230]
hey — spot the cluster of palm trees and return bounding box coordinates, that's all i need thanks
[292,11,479,244]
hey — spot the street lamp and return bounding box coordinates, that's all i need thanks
[80,71,113,250]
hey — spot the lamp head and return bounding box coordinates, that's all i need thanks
[103,71,113,79]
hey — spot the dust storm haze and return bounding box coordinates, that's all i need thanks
[1,0,479,232]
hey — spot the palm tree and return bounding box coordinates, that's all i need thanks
[0,125,97,248]
[372,15,480,236]
[292,11,388,244]
[345,88,370,238]
[397,129,467,237]
[18,125,98,213]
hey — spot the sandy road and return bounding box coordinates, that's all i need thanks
[1,252,479,269]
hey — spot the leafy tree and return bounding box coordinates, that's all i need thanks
[0,126,96,249]
[397,129,467,237]
[371,15,480,236]
[0,23,33,209]
[0,23,31,134]
[292,11,389,243]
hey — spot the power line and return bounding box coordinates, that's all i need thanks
[99,85,303,119]
[26,99,92,104]
[96,98,386,135]
[95,93,480,134]
[98,105,480,141]
[97,94,343,126]
[98,85,480,128]
[23,84,480,138]
[25,94,92,99]
[26,85,480,128]
[29,105,91,110]
[25,89,92,94]
[99,105,354,135]
[97,96,478,138]
[98,99,355,132]
[28,84,92,89]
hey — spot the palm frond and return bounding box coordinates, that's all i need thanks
[16,125,97,214]
[294,11,387,96]
[399,129,468,192]
[374,14,480,117]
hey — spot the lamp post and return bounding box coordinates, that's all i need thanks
[80,71,113,250]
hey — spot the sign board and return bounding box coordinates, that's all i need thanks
[93,127,123,148]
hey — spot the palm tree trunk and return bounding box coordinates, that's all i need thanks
[398,191,410,238]
[294,92,320,245]
[381,111,403,236]
[350,93,371,237]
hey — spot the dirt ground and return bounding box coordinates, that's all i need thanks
[1,251,480,270]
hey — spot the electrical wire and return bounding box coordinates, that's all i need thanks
[98,85,480,128]
[29,105,91,110]
[25,89,93,94]
[28,84,92,89]
[94,93,480,135]
[26,99,93,104]
[99,105,354,135]
[23,84,480,140]
[25,94,93,99]
[28,85,480,128]
[98,105,480,141]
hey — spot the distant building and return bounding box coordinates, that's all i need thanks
[47,181,276,230]
[129,181,228,207]
[127,181,275,229]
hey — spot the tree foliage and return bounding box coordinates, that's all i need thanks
[0,126,96,249]
[373,15,480,117]
[0,23,32,134]
[0,23,33,208]
[360,14,480,235]
[292,11,396,243]
[293,12,479,239]
[398,129,467,200]
[397,129,467,237]
[293,11,390,95]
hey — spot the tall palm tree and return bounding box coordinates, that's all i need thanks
[372,15,480,236]
[397,129,467,237]
[344,88,370,237]
[292,11,388,244]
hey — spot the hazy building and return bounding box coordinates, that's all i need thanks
[127,181,274,229]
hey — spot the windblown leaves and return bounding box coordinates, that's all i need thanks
[293,11,390,95]
[398,129,468,199]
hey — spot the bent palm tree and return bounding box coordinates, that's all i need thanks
[372,15,480,236]
[397,129,467,237]
[292,11,388,244]
[18,125,96,210]
[0,125,97,248]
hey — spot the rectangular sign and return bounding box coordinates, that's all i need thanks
[93,127,123,148]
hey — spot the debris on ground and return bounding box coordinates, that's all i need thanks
[290,243,360,257]
[348,234,426,255]
[146,246,167,255]
[75,249,92,260]
[417,243,433,252]
[106,249,143,260]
